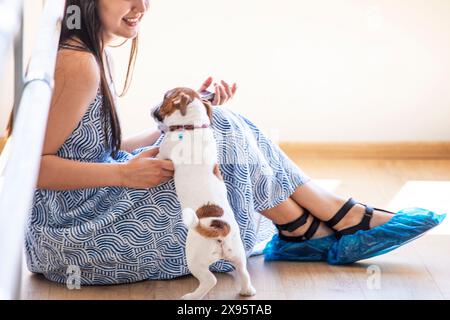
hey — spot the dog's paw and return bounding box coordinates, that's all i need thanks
[239,285,256,297]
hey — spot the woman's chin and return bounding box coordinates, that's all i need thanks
[119,29,139,39]
[120,21,140,38]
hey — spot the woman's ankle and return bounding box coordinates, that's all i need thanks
[280,219,334,239]
[332,203,394,232]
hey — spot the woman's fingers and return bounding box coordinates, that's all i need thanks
[212,84,221,105]
[218,83,227,102]
[216,83,227,105]
[201,78,238,105]
[161,169,174,177]
[221,80,233,98]
[138,147,160,158]
[157,159,175,172]
[231,83,237,96]
[160,176,172,185]
[199,76,213,92]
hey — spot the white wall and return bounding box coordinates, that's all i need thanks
[0,0,43,137]
[0,48,13,133]
[2,0,450,142]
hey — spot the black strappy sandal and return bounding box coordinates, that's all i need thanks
[324,198,395,239]
[325,198,446,265]
[275,208,322,242]
[264,208,338,262]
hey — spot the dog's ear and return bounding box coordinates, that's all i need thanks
[202,99,213,123]
[157,89,176,121]
[172,92,191,116]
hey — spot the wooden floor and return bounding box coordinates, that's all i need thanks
[20,157,450,300]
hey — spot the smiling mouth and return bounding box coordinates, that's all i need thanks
[122,16,141,27]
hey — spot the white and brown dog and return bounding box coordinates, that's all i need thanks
[152,87,256,300]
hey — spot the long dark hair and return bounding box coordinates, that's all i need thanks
[6,0,138,158]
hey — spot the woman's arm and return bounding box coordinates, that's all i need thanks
[37,155,123,190]
[38,148,174,190]
[44,50,100,156]
[121,128,162,153]
[37,49,174,191]
[39,49,126,190]
[38,49,109,190]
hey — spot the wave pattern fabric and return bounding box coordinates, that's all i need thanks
[25,91,311,285]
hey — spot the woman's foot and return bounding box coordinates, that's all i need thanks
[329,198,394,233]
[289,181,394,235]
[326,206,446,265]
[275,198,393,240]
[264,205,338,262]
[261,196,335,241]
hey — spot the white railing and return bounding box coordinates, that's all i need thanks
[0,0,65,300]
[0,0,23,77]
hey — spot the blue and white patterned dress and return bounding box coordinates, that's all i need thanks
[25,89,311,285]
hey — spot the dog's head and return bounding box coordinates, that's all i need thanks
[151,87,213,129]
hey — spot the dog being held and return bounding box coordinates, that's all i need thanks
[151,87,256,300]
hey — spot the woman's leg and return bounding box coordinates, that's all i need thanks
[289,180,394,232]
[210,106,390,241]
[260,196,334,239]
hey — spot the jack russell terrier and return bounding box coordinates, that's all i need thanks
[151,87,256,300]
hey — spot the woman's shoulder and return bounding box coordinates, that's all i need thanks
[55,48,100,91]
[41,46,102,156]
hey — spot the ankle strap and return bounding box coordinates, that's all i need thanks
[336,205,374,238]
[304,217,320,240]
[275,209,309,232]
[278,216,321,242]
[325,198,357,229]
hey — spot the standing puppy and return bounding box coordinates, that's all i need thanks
[152,87,256,300]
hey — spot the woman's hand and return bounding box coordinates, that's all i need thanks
[198,76,237,106]
[119,147,174,189]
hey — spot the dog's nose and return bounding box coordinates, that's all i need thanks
[151,103,163,122]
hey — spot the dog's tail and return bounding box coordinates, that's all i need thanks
[182,208,199,228]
